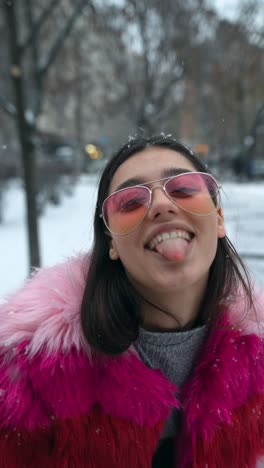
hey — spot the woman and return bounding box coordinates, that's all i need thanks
[0,135,263,467]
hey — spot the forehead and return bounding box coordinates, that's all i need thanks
[110,147,197,192]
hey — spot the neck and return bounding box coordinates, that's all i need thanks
[135,282,207,332]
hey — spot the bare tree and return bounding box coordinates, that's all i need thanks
[196,0,264,153]
[88,0,210,134]
[1,0,94,270]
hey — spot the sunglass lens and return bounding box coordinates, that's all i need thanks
[166,173,219,215]
[103,187,150,234]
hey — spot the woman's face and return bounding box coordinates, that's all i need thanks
[108,147,225,296]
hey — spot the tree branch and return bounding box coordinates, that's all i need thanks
[39,0,95,78]
[0,95,17,117]
[19,0,62,56]
[24,0,43,117]
[153,71,183,110]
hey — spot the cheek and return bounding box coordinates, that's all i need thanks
[113,237,138,266]
[198,217,219,250]
[114,238,146,281]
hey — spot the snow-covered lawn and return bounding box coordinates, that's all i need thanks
[1,176,264,299]
[221,182,264,287]
[1,176,98,299]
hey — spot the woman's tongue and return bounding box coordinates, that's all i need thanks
[154,238,190,261]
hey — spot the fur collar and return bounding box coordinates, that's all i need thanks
[0,255,90,356]
[0,253,263,357]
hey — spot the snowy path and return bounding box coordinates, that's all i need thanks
[1,176,264,299]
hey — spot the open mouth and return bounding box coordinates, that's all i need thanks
[145,230,194,252]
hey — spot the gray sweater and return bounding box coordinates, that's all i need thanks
[135,325,208,439]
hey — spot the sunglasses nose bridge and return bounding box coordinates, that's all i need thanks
[148,183,174,210]
[149,181,167,193]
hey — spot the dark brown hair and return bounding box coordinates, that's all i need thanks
[81,135,253,355]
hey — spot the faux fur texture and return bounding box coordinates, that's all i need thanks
[194,393,264,468]
[0,407,165,468]
[177,313,264,466]
[0,342,178,431]
[0,255,178,432]
[1,254,262,357]
[1,253,264,466]
[230,288,264,337]
[0,255,90,356]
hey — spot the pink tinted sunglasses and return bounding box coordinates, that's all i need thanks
[100,171,221,235]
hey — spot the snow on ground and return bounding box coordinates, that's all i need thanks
[1,176,98,299]
[221,182,264,287]
[1,176,264,300]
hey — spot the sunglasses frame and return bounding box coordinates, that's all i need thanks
[100,171,221,236]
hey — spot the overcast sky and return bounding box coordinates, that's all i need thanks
[213,0,240,19]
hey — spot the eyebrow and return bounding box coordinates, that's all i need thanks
[114,168,192,192]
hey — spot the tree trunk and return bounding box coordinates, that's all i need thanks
[19,129,41,268]
[236,80,246,146]
[74,41,84,176]
[4,2,41,269]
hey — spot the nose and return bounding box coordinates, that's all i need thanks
[146,186,180,221]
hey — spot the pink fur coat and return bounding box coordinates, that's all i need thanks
[0,254,264,467]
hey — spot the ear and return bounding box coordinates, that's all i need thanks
[217,208,226,238]
[109,238,119,260]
